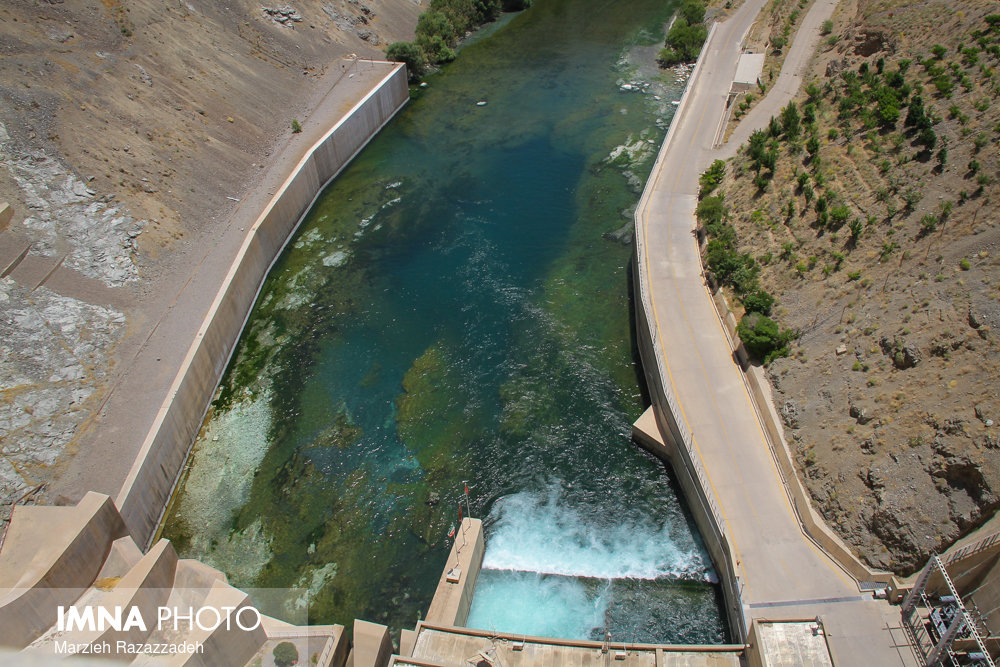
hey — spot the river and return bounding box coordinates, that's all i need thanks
[161,0,727,644]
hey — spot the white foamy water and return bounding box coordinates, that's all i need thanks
[466,570,611,640]
[481,489,716,583]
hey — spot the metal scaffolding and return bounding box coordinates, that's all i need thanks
[902,555,995,667]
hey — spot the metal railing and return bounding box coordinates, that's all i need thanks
[946,532,1000,566]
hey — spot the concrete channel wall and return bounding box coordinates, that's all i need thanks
[424,519,485,627]
[629,22,750,641]
[116,63,410,546]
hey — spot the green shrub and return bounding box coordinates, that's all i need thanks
[821,19,834,35]
[742,289,775,315]
[848,218,863,240]
[699,159,726,198]
[829,204,850,228]
[679,0,705,24]
[386,42,427,80]
[273,642,299,667]
[290,119,302,133]
[738,312,794,363]
[696,196,727,227]
[660,14,708,65]
[920,214,938,233]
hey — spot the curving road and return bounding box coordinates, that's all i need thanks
[634,0,918,663]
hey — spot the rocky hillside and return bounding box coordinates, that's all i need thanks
[706,0,1000,573]
[0,0,419,529]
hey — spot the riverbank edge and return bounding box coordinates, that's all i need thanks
[115,62,410,547]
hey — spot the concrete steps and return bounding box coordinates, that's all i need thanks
[25,538,179,657]
[0,494,348,666]
[0,492,129,648]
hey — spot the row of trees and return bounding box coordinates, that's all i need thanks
[387,0,531,80]
[696,190,794,364]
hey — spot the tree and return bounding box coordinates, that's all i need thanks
[748,128,768,161]
[780,102,801,140]
[660,18,708,65]
[416,10,456,47]
[738,312,793,363]
[420,34,456,62]
[386,42,426,81]
[742,289,775,315]
[273,641,299,667]
[679,0,705,25]
[875,87,901,127]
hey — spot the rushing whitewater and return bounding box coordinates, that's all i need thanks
[481,489,716,582]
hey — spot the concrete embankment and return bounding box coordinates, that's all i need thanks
[115,62,410,546]
[629,22,749,641]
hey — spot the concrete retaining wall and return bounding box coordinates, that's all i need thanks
[631,262,748,641]
[0,493,128,647]
[707,287,894,587]
[115,63,410,546]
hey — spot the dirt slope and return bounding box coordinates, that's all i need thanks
[0,0,419,527]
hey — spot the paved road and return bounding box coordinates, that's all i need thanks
[634,1,918,664]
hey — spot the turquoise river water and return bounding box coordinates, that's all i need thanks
[162,0,727,644]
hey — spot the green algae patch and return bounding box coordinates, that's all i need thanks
[312,412,362,450]
[398,346,457,458]
[395,342,482,542]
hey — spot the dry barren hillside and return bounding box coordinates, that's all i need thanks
[0,0,419,528]
[706,0,1000,574]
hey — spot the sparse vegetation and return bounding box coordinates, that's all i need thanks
[699,159,726,198]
